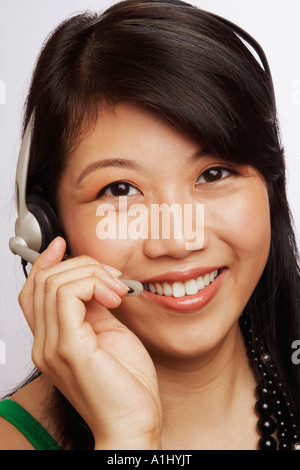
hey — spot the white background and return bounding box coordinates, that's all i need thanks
[0,0,299,395]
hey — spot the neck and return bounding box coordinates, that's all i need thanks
[150,323,258,449]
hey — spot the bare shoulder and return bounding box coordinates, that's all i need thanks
[0,376,54,450]
[0,416,35,450]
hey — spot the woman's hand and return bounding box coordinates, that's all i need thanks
[18,237,162,449]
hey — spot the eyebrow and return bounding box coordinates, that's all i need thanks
[76,158,144,185]
[75,148,210,186]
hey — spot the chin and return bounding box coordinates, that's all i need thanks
[137,319,241,363]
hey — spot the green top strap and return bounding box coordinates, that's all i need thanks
[0,399,61,450]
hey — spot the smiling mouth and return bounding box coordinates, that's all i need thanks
[142,269,220,298]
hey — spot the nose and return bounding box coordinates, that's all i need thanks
[142,202,205,259]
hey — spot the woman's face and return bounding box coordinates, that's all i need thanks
[57,103,271,359]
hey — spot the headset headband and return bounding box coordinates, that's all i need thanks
[210,12,275,107]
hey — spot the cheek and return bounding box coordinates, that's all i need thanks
[209,179,271,265]
[231,195,270,255]
[202,179,271,327]
[62,205,137,268]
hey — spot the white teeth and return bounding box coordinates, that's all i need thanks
[163,282,173,296]
[155,282,164,295]
[196,276,205,290]
[203,273,210,286]
[149,282,156,293]
[172,282,186,298]
[145,269,219,298]
[184,279,198,295]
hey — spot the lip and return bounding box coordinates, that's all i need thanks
[141,267,227,313]
[141,266,222,284]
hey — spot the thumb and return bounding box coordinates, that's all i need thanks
[23,236,66,291]
[32,236,67,272]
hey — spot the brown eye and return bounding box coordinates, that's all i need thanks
[196,167,231,184]
[99,181,140,197]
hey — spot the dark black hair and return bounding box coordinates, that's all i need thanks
[13,0,300,449]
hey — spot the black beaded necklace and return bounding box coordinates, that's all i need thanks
[239,315,300,450]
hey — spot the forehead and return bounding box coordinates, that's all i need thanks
[63,103,204,180]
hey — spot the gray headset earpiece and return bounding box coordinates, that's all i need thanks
[9,114,44,264]
[121,279,143,297]
[9,114,61,265]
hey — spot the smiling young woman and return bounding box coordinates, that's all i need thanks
[1,0,299,450]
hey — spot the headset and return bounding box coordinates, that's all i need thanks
[9,113,61,267]
[8,8,274,298]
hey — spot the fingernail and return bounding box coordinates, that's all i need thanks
[112,277,131,292]
[47,237,61,249]
[102,264,123,278]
